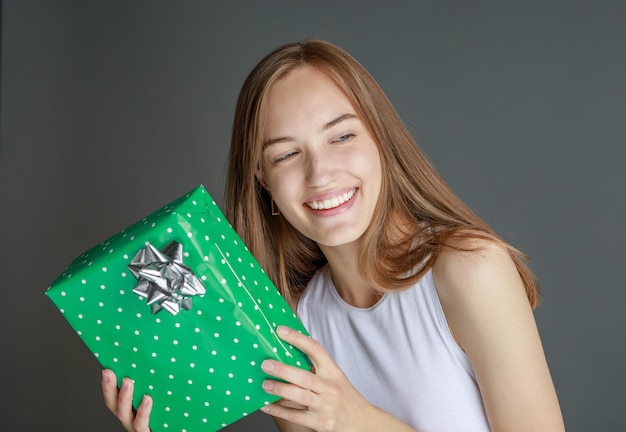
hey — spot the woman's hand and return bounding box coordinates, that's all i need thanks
[260,326,415,432]
[101,369,153,432]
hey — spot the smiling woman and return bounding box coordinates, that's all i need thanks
[102,39,566,432]
[259,66,383,250]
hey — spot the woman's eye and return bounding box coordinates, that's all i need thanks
[333,133,355,143]
[274,151,298,163]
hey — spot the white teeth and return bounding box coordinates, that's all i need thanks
[307,189,355,210]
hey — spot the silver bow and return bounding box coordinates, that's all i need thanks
[127,241,206,315]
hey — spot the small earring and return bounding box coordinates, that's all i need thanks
[271,200,281,216]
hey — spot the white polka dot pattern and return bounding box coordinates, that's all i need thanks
[46,185,310,432]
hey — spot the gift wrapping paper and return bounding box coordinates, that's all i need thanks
[46,185,310,431]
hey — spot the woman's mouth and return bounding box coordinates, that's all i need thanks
[305,189,356,210]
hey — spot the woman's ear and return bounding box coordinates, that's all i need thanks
[255,171,269,191]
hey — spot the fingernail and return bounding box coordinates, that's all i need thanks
[261,360,275,372]
[101,370,109,382]
[277,326,289,336]
[141,395,152,408]
[122,378,131,390]
[262,380,275,391]
[261,405,271,413]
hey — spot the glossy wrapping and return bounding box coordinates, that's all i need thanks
[46,185,310,431]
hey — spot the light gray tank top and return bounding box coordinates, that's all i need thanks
[297,265,491,431]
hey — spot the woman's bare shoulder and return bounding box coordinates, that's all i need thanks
[431,235,531,348]
[432,235,521,295]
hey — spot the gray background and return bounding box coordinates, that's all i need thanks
[1,1,624,431]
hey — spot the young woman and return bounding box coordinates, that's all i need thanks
[103,39,565,431]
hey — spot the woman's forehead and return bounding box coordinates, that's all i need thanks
[263,67,357,132]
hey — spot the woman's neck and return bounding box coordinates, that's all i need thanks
[319,241,382,308]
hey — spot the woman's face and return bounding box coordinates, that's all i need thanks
[260,66,383,249]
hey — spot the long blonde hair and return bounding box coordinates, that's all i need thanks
[225,39,540,309]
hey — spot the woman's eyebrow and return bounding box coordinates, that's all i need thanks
[322,113,358,131]
[263,113,358,148]
[263,136,293,147]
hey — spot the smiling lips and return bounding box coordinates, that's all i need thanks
[305,189,356,210]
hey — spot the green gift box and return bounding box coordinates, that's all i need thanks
[46,185,310,431]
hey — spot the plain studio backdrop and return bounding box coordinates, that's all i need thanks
[1,1,624,431]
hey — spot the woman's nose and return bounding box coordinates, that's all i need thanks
[305,149,336,187]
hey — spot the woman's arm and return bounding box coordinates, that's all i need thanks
[261,326,417,432]
[433,238,565,432]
